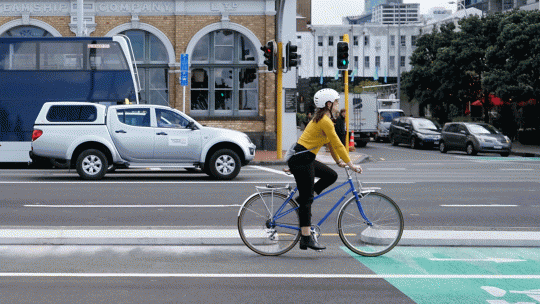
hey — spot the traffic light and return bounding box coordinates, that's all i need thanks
[242,68,257,84]
[285,41,298,69]
[336,41,349,70]
[260,41,276,72]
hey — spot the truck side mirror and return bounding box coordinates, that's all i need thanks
[187,121,198,130]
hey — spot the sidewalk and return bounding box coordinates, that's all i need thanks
[250,141,540,165]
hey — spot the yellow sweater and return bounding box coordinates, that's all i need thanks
[297,115,351,163]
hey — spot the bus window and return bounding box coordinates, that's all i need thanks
[88,42,128,70]
[9,42,37,70]
[39,42,84,70]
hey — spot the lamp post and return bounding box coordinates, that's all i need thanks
[390,3,401,100]
[449,1,468,17]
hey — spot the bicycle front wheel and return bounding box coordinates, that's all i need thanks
[238,192,300,256]
[338,192,403,257]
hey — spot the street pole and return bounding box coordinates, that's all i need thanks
[343,34,350,156]
[397,4,401,101]
[276,0,285,159]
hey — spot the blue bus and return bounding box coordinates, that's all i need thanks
[0,35,140,163]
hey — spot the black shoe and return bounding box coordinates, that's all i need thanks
[299,233,326,251]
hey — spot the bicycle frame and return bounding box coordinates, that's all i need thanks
[270,171,373,231]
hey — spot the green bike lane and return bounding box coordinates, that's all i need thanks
[346,246,540,304]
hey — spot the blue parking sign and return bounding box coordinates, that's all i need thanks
[180,71,188,86]
[181,54,188,71]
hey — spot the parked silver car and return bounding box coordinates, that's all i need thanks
[439,122,512,156]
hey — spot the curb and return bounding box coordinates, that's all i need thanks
[1,228,538,247]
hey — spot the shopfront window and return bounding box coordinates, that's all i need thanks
[121,30,169,106]
[190,30,258,117]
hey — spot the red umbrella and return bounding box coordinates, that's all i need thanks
[490,95,503,106]
[471,100,482,106]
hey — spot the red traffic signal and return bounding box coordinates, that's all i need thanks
[260,41,276,72]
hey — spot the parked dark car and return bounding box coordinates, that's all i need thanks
[388,117,441,149]
[439,122,512,156]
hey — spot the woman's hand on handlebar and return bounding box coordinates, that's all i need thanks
[337,160,362,173]
[346,162,362,174]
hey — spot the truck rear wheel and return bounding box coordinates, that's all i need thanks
[76,149,108,180]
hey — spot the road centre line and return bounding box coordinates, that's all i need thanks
[499,168,534,171]
[0,273,538,279]
[24,204,240,208]
[440,204,519,207]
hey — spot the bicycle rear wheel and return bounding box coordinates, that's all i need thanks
[338,192,403,257]
[238,192,300,256]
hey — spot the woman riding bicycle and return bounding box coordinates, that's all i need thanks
[287,88,362,251]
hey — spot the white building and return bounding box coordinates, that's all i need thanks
[297,23,420,81]
[371,3,420,24]
[421,7,483,35]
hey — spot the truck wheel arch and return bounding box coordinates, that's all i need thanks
[71,142,113,169]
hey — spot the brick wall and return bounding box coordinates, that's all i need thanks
[0,13,277,149]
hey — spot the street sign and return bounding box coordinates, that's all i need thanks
[181,54,189,71]
[180,71,188,86]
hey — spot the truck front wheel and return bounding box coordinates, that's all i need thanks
[76,149,108,180]
[207,149,241,180]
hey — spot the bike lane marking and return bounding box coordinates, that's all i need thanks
[344,247,540,304]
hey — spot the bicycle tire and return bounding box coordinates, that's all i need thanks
[337,192,403,257]
[238,192,300,256]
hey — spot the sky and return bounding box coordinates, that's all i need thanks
[312,0,458,25]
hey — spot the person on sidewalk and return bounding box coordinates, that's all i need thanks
[334,108,347,146]
[287,88,362,251]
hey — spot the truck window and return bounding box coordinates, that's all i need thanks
[380,111,404,122]
[117,108,150,127]
[46,105,97,122]
[156,108,190,128]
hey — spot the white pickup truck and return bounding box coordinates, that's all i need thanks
[30,102,256,180]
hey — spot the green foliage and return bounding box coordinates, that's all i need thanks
[352,80,383,93]
[404,10,540,129]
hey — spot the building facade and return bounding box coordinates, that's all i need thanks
[0,0,286,149]
[299,24,420,81]
[458,0,539,14]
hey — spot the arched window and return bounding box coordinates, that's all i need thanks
[190,30,258,117]
[1,26,53,37]
[121,30,169,106]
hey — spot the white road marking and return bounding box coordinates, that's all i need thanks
[0,273,538,279]
[499,169,534,171]
[429,257,526,263]
[0,181,287,184]
[249,165,293,177]
[24,205,240,208]
[440,204,519,207]
[366,168,406,171]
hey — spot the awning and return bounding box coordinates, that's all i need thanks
[471,95,504,106]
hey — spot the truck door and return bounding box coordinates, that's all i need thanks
[109,107,155,161]
[153,108,202,162]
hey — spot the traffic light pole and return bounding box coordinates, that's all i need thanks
[276,41,283,159]
[343,34,350,156]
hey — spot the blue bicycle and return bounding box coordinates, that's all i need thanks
[237,167,404,256]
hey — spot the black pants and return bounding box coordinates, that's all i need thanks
[287,144,338,227]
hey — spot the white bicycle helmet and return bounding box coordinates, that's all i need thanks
[314,88,340,109]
